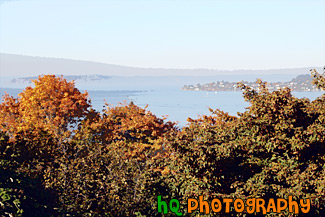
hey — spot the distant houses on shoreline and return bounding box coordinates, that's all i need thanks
[182,74,321,92]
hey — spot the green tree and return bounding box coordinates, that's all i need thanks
[163,72,325,216]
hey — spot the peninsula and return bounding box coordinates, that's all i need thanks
[182,74,320,92]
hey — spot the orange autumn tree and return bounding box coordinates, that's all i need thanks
[0,75,91,216]
[0,75,90,141]
[0,75,176,216]
[80,102,175,158]
[47,102,177,215]
[0,75,90,168]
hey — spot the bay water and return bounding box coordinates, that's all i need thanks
[1,87,323,127]
[1,75,324,127]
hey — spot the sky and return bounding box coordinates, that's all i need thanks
[0,0,324,70]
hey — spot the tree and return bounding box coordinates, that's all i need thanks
[43,102,176,216]
[311,68,325,90]
[163,74,324,216]
[0,75,90,216]
[1,71,324,216]
[1,75,90,140]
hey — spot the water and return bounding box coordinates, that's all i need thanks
[89,88,250,126]
[1,74,324,126]
[1,86,323,127]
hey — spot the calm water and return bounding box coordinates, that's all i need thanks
[1,75,324,126]
[91,88,250,126]
[1,86,323,127]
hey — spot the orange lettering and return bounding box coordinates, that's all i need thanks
[266,198,277,213]
[234,199,245,212]
[277,198,287,213]
[223,198,233,213]
[199,196,210,214]
[256,198,266,214]
[288,196,299,214]
[246,198,256,214]
[211,199,222,213]
[187,198,198,213]
[300,198,310,214]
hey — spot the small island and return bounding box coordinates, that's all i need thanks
[11,74,111,84]
[182,74,320,92]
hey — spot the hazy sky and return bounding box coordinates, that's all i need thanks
[0,0,324,70]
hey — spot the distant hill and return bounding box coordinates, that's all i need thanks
[0,53,322,77]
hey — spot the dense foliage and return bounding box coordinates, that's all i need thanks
[0,71,324,216]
